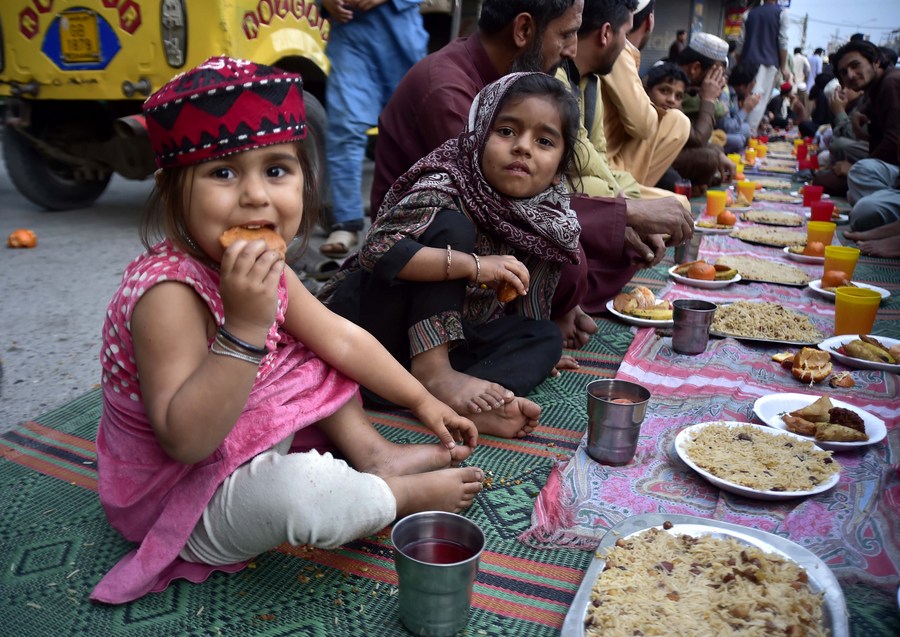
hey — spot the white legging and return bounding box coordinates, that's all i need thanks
[180,436,396,565]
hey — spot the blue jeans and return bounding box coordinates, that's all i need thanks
[324,4,427,231]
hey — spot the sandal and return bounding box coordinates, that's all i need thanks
[309,259,342,281]
[320,229,358,258]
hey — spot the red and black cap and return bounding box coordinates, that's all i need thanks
[143,56,306,169]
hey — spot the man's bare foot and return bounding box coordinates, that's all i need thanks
[859,236,900,258]
[388,466,484,517]
[551,354,579,377]
[555,305,598,349]
[412,347,514,414]
[355,440,474,478]
[470,396,541,438]
[844,220,900,242]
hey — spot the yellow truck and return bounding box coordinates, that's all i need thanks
[0,0,331,210]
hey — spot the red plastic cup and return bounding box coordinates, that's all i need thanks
[810,200,835,222]
[759,135,769,143]
[810,154,820,169]
[796,144,808,161]
[802,184,824,206]
[798,158,812,170]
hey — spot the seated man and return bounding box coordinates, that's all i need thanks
[718,61,760,154]
[599,0,690,188]
[672,32,735,193]
[765,81,795,129]
[557,0,693,314]
[814,40,900,198]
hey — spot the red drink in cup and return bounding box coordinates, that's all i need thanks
[674,179,692,197]
[796,144,808,161]
[802,184,824,206]
[810,200,835,222]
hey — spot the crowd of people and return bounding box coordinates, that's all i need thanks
[88,0,899,604]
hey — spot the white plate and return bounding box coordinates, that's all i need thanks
[818,334,900,374]
[694,220,734,234]
[667,265,741,289]
[561,513,848,637]
[605,299,674,327]
[753,392,887,451]
[808,279,891,301]
[675,421,841,498]
[804,210,849,224]
[783,245,825,264]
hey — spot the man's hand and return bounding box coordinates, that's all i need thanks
[829,88,848,115]
[322,0,354,22]
[831,160,852,178]
[624,228,667,265]
[851,111,870,140]
[718,153,736,183]
[742,93,761,113]
[625,198,694,248]
[700,65,726,102]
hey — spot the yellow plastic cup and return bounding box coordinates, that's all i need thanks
[757,144,768,159]
[806,221,836,247]
[727,153,741,166]
[834,287,881,335]
[823,245,860,279]
[736,180,756,203]
[706,190,727,217]
[744,147,757,165]
[748,138,759,149]
[794,138,804,148]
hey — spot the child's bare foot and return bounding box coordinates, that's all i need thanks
[412,348,514,414]
[471,396,541,438]
[356,440,474,478]
[555,305,598,349]
[388,466,484,517]
[859,237,900,258]
[551,354,580,377]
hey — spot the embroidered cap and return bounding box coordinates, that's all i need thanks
[780,82,794,92]
[688,32,729,66]
[143,56,306,169]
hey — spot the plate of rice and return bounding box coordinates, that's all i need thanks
[710,300,827,346]
[563,513,848,637]
[674,421,840,500]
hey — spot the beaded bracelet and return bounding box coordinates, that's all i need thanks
[472,253,487,289]
[211,334,263,365]
[218,327,267,356]
[445,244,452,281]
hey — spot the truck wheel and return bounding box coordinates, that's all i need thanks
[301,92,333,230]
[2,125,112,211]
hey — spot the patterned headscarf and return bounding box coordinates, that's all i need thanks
[143,56,306,169]
[377,72,581,264]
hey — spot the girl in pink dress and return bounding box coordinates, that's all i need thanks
[91,56,482,604]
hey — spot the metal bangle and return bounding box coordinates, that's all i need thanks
[210,338,262,366]
[218,327,267,356]
[445,244,452,281]
[472,253,481,285]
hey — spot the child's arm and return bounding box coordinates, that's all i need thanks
[282,269,478,449]
[133,240,283,464]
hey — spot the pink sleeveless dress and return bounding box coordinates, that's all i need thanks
[91,240,358,604]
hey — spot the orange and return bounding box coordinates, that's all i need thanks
[803,241,825,257]
[821,269,851,289]
[687,261,717,280]
[7,228,37,248]
[717,210,737,226]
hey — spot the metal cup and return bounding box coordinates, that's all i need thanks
[671,299,718,355]
[392,511,485,637]
[673,233,702,264]
[586,379,651,466]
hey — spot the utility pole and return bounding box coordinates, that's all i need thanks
[801,14,808,50]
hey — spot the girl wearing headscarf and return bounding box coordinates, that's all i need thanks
[320,72,583,439]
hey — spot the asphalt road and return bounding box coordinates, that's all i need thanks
[0,151,369,433]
